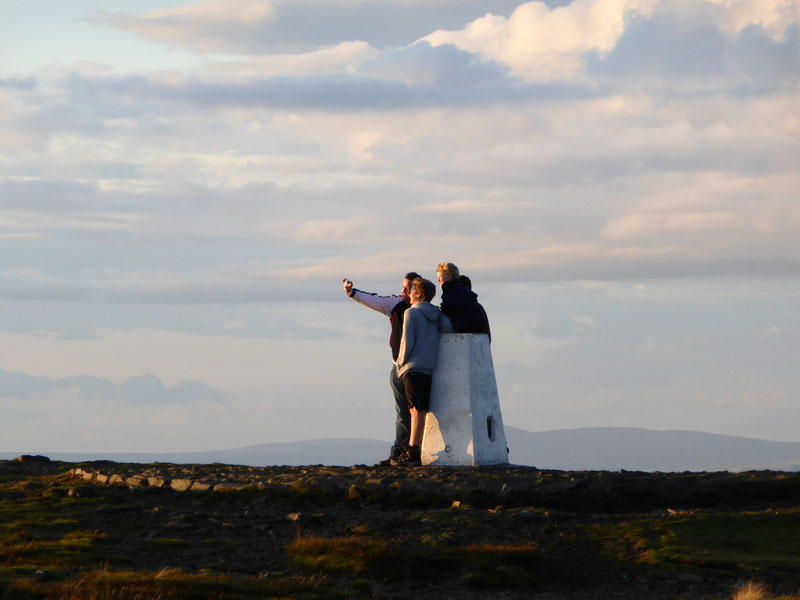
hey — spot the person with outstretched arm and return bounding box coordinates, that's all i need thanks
[343,272,421,466]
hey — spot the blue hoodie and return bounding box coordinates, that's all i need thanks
[394,301,452,378]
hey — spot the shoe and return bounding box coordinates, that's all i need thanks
[390,446,421,466]
[377,449,406,466]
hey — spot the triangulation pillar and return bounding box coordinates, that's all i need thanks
[422,333,509,466]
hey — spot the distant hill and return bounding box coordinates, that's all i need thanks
[504,427,800,472]
[0,438,388,468]
[4,427,800,471]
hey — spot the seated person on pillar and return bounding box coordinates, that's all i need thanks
[436,262,491,340]
[456,275,491,342]
[392,278,452,466]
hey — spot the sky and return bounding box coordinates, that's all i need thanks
[1,0,799,453]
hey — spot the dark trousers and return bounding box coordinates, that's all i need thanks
[390,366,411,457]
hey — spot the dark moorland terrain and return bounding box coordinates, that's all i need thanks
[2,455,800,599]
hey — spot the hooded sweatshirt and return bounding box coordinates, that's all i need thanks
[440,280,485,334]
[394,301,452,378]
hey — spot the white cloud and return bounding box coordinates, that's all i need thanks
[145,0,276,25]
[423,0,658,80]
[89,1,277,54]
[292,217,376,242]
[415,199,523,213]
[602,212,744,239]
[707,0,798,39]
[89,0,528,55]
[200,41,379,79]
[422,0,800,84]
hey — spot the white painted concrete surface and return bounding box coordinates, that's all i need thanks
[422,333,509,466]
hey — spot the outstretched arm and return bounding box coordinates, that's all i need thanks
[343,279,402,317]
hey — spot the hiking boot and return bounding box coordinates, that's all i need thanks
[390,446,421,466]
[377,448,407,466]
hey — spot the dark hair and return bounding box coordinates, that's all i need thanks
[405,272,421,281]
[413,278,436,302]
[457,275,472,290]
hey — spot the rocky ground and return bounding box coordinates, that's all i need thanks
[2,455,800,599]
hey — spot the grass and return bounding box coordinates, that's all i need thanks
[287,536,392,574]
[0,471,364,598]
[288,535,547,589]
[4,461,800,598]
[597,508,800,573]
[459,543,545,589]
[731,580,800,600]
[0,530,108,568]
[3,569,337,600]
[734,581,771,600]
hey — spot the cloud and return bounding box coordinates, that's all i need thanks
[358,41,508,87]
[423,0,659,80]
[292,217,376,242]
[0,78,37,90]
[198,41,380,79]
[602,211,745,239]
[0,265,300,305]
[586,5,800,87]
[420,0,799,87]
[0,367,55,399]
[1,0,797,300]
[88,1,278,54]
[120,373,222,403]
[0,365,222,403]
[61,70,595,113]
[707,0,798,39]
[89,0,527,54]
[142,0,276,25]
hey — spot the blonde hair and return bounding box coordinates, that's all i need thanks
[436,262,459,282]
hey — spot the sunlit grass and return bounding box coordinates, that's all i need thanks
[597,508,800,572]
[288,536,391,574]
[731,580,800,600]
[288,535,547,590]
[19,569,332,600]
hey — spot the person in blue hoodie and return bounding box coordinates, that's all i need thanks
[392,278,452,466]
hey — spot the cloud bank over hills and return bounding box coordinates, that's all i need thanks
[0,366,221,403]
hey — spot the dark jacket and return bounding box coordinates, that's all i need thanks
[440,280,491,341]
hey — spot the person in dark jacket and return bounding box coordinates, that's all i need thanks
[343,272,420,465]
[457,275,491,342]
[436,262,491,340]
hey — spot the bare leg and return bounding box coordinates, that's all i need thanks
[409,408,427,447]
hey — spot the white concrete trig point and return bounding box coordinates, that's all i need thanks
[422,333,509,466]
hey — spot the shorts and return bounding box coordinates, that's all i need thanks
[401,371,432,411]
